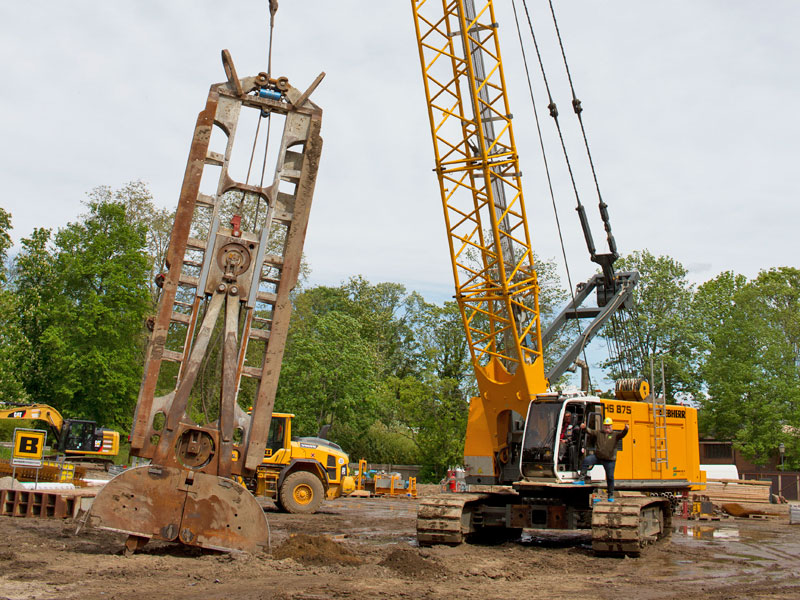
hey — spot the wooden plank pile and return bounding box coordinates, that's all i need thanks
[703,479,772,506]
[697,478,790,518]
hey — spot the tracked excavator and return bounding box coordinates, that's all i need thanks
[0,403,119,463]
[409,0,705,555]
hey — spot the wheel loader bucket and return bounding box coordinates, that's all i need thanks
[88,465,268,553]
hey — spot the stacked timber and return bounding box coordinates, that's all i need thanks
[698,478,789,518]
[703,479,772,506]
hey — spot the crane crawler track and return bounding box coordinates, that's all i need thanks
[591,496,671,556]
[417,493,490,546]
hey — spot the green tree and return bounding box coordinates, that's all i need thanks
[0,207,12,284]
[291,277,421,379]
[88,181,172,307]
[378,375,468,480]
[27,200,150,428]
[275,310,381,448]
[9,228,56,403]
[699,267,800,467]
[0,209,31,403]
[604,250,696,400]
[405,295,471,387]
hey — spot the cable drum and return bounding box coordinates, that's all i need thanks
[615,378,650,402]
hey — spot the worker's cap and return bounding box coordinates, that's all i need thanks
[603,417,613,426]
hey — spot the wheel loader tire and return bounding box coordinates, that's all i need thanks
[279,471,324,514]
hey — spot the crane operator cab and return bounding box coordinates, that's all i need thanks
[520,392,607,482]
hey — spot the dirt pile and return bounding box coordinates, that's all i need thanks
[272,534,362,566]
[379,547,448,578]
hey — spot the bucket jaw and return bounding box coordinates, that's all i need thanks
[88,465,269,554]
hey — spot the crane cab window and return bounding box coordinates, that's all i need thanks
[520,402,561,478]
[557,403,585,473]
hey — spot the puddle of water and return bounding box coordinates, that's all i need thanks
[674,525,740,541]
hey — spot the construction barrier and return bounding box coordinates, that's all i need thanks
[1,488,96,519]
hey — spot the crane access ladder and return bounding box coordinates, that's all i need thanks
[651,394,669,468]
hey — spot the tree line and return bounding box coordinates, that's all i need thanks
[1,183,797,477]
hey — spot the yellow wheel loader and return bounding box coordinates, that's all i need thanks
[239,413,354,514]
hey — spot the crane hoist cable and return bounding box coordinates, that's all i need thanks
[268,0,278,78]
[546,0,617,259]
[510,0,594,391]
[543,1,648,380]
[238,0,279,225]
[254,0,279,230]
[517,0,651,382]
[544,1,651,380]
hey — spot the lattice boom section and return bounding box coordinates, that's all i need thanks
[411,0,542,372]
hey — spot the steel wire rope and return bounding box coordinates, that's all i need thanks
[612,313,634,378]
[253,0,279,232]
[545,0,615,255]
[615,313,636,377]
[238,0,279,227]
[609,314,627,376]
[510,0,593,392]
[256,0,280,555]
[606,314,624,375]
[546,0,651,380]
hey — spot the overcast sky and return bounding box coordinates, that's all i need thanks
[1,1,798,372]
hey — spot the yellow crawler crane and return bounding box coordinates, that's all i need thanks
[410,0,705,555]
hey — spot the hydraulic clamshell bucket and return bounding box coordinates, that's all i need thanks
[88,50,324,554]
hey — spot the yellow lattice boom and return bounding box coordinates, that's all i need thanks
[411,0,547,403]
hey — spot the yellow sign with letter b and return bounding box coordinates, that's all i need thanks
[12,428,47,461]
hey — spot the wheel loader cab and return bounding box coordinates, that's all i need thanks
[520,397,605,481]
[265,415,288,458]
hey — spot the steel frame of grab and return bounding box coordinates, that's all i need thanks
[410,0,545,394]
[88,51,325,554]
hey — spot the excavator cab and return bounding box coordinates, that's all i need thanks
[60,420,101,453]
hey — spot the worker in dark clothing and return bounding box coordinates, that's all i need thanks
[558,413,580,469]
[576,417,629,501]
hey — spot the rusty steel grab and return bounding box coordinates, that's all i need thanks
[89,50,324,554]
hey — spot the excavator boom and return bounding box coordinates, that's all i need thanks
[0,404,64,431]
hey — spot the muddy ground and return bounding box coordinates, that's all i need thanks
[1,489,799,600]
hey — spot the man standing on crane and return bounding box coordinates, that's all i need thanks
[577,417,629,501]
